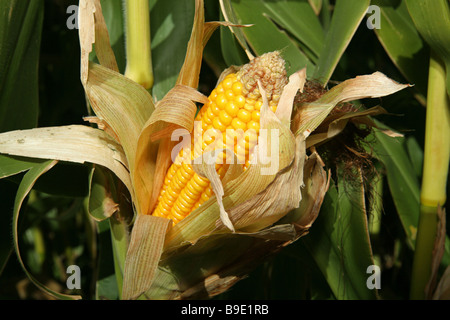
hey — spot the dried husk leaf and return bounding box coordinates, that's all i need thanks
[143,85,208,140]
[0,125,132,196]
[89,0,118,73]
[279,150,330,235]
[276,68,306,126]
[148,146,328,299]
[83,116,120,142]
[85,63,153,165]
[79,0,118,84]
[147,225,296,299]
[122,215,172,300]
[133,85,208,216]
[78,0,96,84]
[84,63,155,214]
[223,133,306,233]
[305,106,388,148]
[192,149,243,232]
[149,207,326,300]
[176,0,204,89]
[132,0,229,216]
[433,265,450,300]
[292,72,411,136]
[162,70,302,248]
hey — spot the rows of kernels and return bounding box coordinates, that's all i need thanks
[152,70,280,223]
[193,74,268,165]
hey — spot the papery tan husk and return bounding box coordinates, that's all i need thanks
[144,148,329,300]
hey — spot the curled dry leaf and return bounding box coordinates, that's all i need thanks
[305,106,389,148]
[79,0,118,84]
[292,71,411,137]
[221,133,306,233]
[192,149,242,232]
[0,125,132,195]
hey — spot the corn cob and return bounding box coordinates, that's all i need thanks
[152,52,287,224]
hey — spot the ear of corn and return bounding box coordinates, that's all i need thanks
[152,52,288,224]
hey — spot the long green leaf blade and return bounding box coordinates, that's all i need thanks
[0,0,43,132]
[303,174,378,300]
[405,0,450,97]
[150,0,195,100]
[313,0,370,85]
[371,0,429,105]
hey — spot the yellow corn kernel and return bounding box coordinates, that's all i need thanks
[151,52,288,223]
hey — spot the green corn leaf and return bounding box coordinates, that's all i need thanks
[221,0,316,77]
[302,172,378,300]
[98,0,126,73]
[150,0,195,100]
[372,127,450,267]
[0,0,43,132]
[405,0,450,98]
[0,155,49,275]
[371,127,420,249]
[220,17,248,67]
[371,0,429,105]
[313,0,370,85]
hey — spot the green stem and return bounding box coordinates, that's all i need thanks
[124,0,154,89]
[109,215,130,300]
[410,51,450,300]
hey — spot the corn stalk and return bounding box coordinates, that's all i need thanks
[405,0,450,299]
